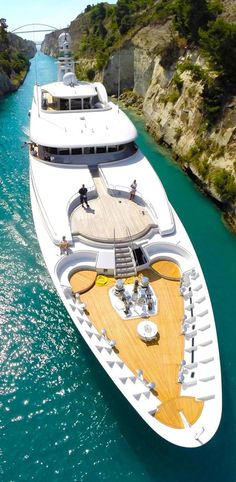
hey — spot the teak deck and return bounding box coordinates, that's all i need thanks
[70,176,156,241]
[70,260,204,429]
[69,270,97,294]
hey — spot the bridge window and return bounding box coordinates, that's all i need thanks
[71,98,82,110]
[84,147,95,154]
[58,148,70,155]
[108,145,118,153]
[60,99,69,110]
[96,146,107,154]
[72,148,82,155]
[46,147,57,154]
[83,97,91,110]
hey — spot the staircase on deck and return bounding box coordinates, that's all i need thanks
[114,235,137,279]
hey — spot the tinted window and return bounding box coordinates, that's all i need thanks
[72,148,82,155]
[108,146,118,152]
[71,98,82,110]
[84,147,94,154]
[83,98,91,109]
[60,99,69,110]
[96,146,107,154]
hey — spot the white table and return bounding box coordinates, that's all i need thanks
[137,320,158,341]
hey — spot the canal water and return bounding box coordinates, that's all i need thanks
[0,52,235,481]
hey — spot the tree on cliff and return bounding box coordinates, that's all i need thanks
[116,1,132,33]
[0,17,9,45]
[200,18,236,86]
[173,0,218,42]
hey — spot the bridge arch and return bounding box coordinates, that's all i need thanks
[11,23,59,34]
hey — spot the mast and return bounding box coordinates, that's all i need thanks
[57,32,74,81]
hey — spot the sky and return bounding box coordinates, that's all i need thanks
[3,0,117,42]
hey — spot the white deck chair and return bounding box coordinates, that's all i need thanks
[196,394,215,401]
[185,329,197,340]
[195,296,206,304]
[196,309,208,317]
[184,315,196,324]
[199,356,214,364]
[184,291,193,300]
[185,303,194,311]
[192,284,203,292]
[190,269,199,280]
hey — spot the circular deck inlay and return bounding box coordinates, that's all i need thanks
[151,260,181,280]
[69,270,97,294]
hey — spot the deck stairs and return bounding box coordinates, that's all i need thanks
[114,234,137,278]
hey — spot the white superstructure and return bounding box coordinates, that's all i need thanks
[29,34,222,448]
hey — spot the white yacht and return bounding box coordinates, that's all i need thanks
[29,33,222,448]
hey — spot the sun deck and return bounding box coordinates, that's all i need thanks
[70,260,204,429]
[71,176,156,242]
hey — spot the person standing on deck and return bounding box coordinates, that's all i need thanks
[79,184,89,208]
[130,180,137,201]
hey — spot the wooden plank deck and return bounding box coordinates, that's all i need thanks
[76,261,204,428]
[155,397,203,429]
[69,270,97,294]
[70,176,156,241]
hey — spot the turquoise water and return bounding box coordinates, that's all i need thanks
[0,52,236,481]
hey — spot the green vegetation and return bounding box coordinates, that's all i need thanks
[76,0,173,71]
[0,19,30,82]
[178,61,207,82]
[73,3,120,71]
[176,60,226,126]
[199,19,236,86]
[172,72,184,91]
[116,0,156,34]
[211,168,236,203]
[179,141,236,204]
[86,67,96,81]
[172,1,236,90]
[160,41,181,69]
[0,49,29,78]
[75,0,236,104]
[201,76,225,124]
[173,0,220,42]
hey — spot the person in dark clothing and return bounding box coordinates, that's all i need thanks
[79,184,89,207]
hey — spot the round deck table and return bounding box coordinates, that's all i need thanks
[137,320,158,341]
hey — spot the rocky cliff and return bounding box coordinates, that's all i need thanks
[40,1,236,227]
[0,26,36,97]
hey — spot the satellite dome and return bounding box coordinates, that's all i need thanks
[58,32,71,48]
[63,72,77,86]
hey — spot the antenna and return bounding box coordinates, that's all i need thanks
[32,27,40,119]
[117,46,121,113]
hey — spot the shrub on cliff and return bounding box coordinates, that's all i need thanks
[201,76,225,124]
[160,41,180,69]
[173,0,220,42]
[211,168,236,203]
[200,19,236,87]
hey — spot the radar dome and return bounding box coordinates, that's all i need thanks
[63,72,77,86]
[58,32,71,49]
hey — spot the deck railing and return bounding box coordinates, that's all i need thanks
[30,166,59,244]
[107,183,158,225]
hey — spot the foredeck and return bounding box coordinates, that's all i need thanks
[74,261,204,429]
[70,176,156,241]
